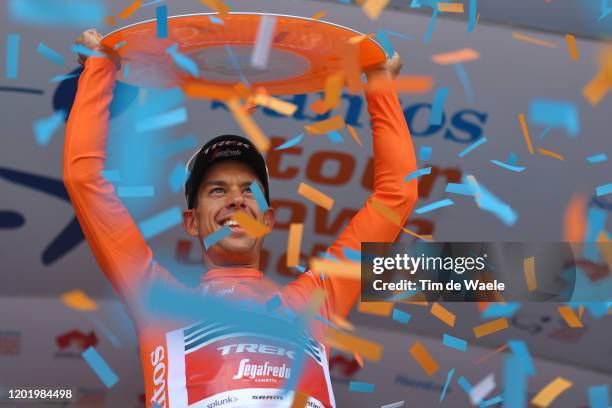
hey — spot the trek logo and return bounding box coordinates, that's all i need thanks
[232,359,291,380]
[150,345,168,408]
[217,343,295,359]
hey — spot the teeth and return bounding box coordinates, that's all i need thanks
[223,220,239,227]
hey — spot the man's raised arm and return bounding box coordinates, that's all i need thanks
[63,30,172,319]
[283,54,419,318]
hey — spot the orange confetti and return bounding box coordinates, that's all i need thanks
[233,82,251,99]
[303,289,326,319]
[475,343,509,365]
[518,113,535,154]
[298,182,335,210]
[330,312,355,331]
[346,125,363,146]
[354,352,364,368]
[523,256,537,292]
[290,392,308,408]
[362,0,390,20]
[305,115,346,135]
[565,34,580,60]
[341,43,363,94]
[537,147,565,160]
[563,193,587,242]
[327,328,383,361]
[230,210,271,238]
[531,377,573,408]
[437,2,464,13]
[311,10,327,20]
[310,258,360,280]
[371,199,401,225]
[105,15,117,26]
[578,305,585,318]
[409,341,439,376]
[597,233,612,269]
[227,99,270,153]
[512,32,558,48]
[432,48,480,65]
[583,71,611,106]
[287,223,303,267]
[392,76,434,94]
[200,0,229,14]
[558,306,583,328]
[252,93,298,116]
[473,318,509,338]
[358,301,394,316]
[61,290,98,311]
[118,0,142,19]
[310,99,330,115]
[324,71,345,110]
[430,303,456,327]
[402,227,433,242]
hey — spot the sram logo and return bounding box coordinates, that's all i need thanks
[150,345,168,408]
[217,343,295,359]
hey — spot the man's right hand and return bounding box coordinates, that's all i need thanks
[75,29,120,68]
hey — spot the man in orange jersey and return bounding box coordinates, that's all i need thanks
[65,28,417,408]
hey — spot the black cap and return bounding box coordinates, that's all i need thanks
[184,135,270,209]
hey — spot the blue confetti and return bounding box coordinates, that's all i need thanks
[295,265,306,273]
[167,46,199,77]
[89,316,121,348]
[123,63,130,78]
[465,175,518,226]
[414,198,454,214]
[586,153,608,163]
[490,160,526,173]
[250,180,269,212]
[480,394,502,407]
[266,294,282,311]
[529,99,580,138]
[588,385,610,408]
[599,0,611,20]
[585,206,606,243]
[49,73,79,82]
[468,0,477,32]
[155,134,198,159]
[8,0,106,28]
[113,41,126,50]
[392,308,411,324]
[5,34,20,80]
[445,182,475,196]
[136,107,188,132]
[507,152,518,166]
[37,42,64,66]
[376,29,395,57]
[439,368,455,402]
[117,186,154,198]
[141,87,186,116]
[204,225,232,249]
[502,355,527,408]
[424,8,439,44]
[385,30,414,41]
[457,376,473,394]
[33,110,66,145]
[156,5,168,38]
[430,87,449,126]
[225,45,250,87]
[595,182,612,197]
[81,346,119,388]
[275,133,304,150]
[419,146,432,161]
[102,169,121,182]
[507,340,535,376]
[454,63,475,104]
[71,44,104,58]
[538,126,553,140]
[443,333,468,351]
[139,206,182,239]
[481,302,521,319]
[209,15,224,24]
[326,130,344,144]
[342,247,361,262]
[349,381,375,393]
[458,136,487,158]
[169,162,187,193]
[142,0,163,7]
[404,167,432,182]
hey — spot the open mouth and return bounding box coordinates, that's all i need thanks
[219,219,244,234]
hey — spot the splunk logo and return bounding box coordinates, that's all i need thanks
[211,93,488,144]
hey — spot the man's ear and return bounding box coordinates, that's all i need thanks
[182,209,199,237]
[262,207,276,229]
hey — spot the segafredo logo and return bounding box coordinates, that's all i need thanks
[232,358,291,380]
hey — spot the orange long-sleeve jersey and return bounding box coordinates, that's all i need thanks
[63,57,418,408]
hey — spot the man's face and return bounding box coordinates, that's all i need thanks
[182,160,274,266]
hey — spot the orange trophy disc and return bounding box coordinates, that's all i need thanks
[102,12,387,96]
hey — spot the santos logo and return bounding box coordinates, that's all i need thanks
[232,358,291,380]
